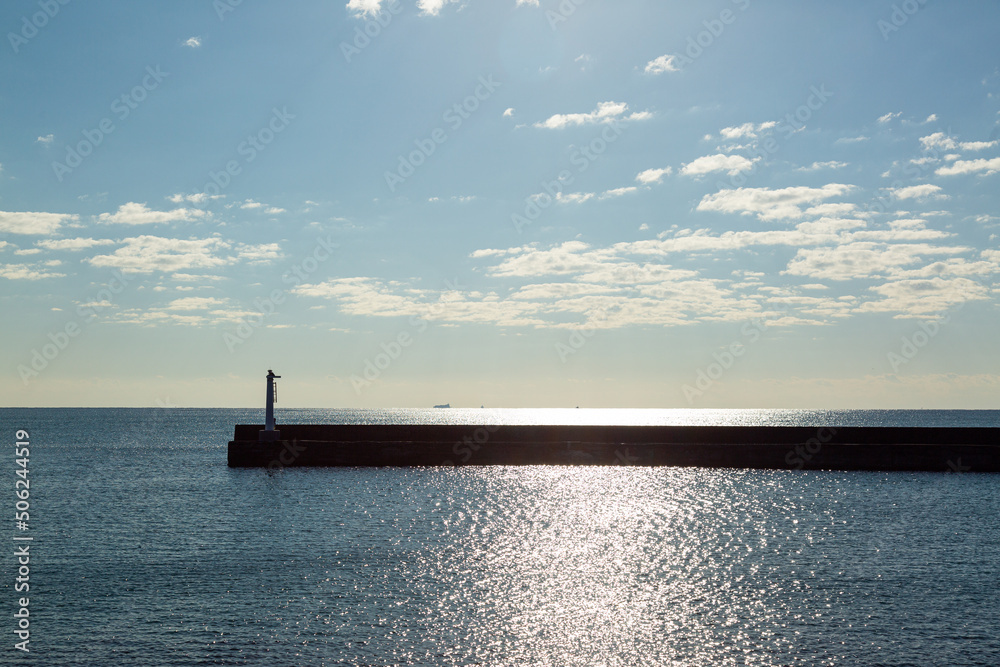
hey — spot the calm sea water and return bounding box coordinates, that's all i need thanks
[2,408,999,666]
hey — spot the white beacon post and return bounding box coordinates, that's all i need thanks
[260,369,282,442]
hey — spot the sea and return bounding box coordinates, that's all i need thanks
[2,407,999,666]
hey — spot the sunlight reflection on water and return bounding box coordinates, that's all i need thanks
[10,408,1000,665]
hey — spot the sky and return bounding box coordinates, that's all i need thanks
[3,0,1000,408]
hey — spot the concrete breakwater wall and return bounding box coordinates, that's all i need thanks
[228,424,1000,471]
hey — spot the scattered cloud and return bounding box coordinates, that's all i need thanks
[681,154,759,177]
[835,136,869,144]
[877,111,902,124]
[919,132,995,153]
[417,0,461,16]
[85,236,279,274]
[503,108,515,118]
[697,184,855,221]
[635,167,673,184]
[183,36,202,48]
[168,192,224,204]
[959,140,998,151]
[36,134,55,145]
[891,184,949,200]
[797,161,848,172]
[165,297,227,310]
[784,242,967,281]
[644,54,680,75]
[936,157,1000,176]
[0,262,66,280]
[0,210,78,235]
[346,0,384,16]
[718,121,776,140]
[86,236,231,274]
[599,186,638,199]
[236,242,283,263]
[534,101,651,130]
[36,238,116,251]
[98,202,207,225]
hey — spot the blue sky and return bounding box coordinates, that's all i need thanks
[3,0,1000,408]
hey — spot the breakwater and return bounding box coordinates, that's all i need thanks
[228,424,1000,471]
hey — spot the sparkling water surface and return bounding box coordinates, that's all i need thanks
[2,408,999,665]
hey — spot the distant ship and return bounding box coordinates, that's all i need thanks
[433,403,451,409]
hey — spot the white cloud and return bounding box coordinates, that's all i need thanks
[237,242,283,263]
[697,184,855,221]
[516,0,539,5]
[919,132,956,151]
[860,277,989,317]
[417,0,460,15]
[644,55,679,75]
[636,167,673,184]
[166,297,227,310]
[797,161,848,171]
[239,199,264,209]
[959,140,998,151]
[718,121,776,140]
[36,134,54,145]
[86,236,232,273]
[877,111,902,124]
[555,192,594,205]
[925,114,938,123]
[292,208,997,327]
[936,157,1000,176]
[98,202,207,225]
[0,263,66,280]
[183,36,202,48]
[535,101,651,129]
[0,210,78,235]
[503,108,515,118]
[835,136,869,144]
[919,132,995,153]
[600,186,638,199]
[783,242,965,281]
[891,184,949,200]
[168,192,224,204]
[346,0,384,15]
[681,154,759,177]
